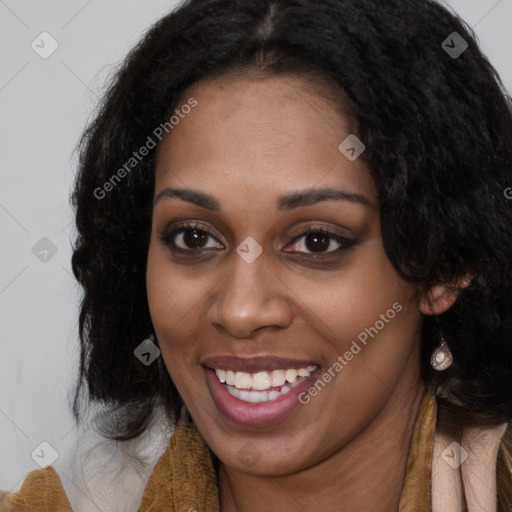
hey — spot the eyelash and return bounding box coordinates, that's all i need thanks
[158,221,356,259]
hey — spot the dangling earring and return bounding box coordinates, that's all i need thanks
[431,318,453,371]
[431,337,453,370]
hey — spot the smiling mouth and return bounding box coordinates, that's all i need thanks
[213,366,318,403]
[204,359,322,427]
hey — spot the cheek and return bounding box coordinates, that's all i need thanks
[291,239,421,390]
[293,239,418,340]
[146,244,202,368]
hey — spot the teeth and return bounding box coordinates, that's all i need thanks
[226,370,235,386]
[214,366,317,391]
[269,370,286,387]
[238,389,251,402]
[234,371,252,389]
[225,382,304,403]
[268,389,280,401]
[285,369,297,383]
[252,371,271,390]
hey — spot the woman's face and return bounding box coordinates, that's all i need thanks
[146,73,425,475]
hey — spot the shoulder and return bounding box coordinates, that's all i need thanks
[0,403,174,512]
[0,465,72,512]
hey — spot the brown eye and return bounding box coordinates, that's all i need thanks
[303,231,333,252]
[159,222,223,252]
[177,228,209,249]
[286,227,355,255]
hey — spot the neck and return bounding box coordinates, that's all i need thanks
[218,378,425,512]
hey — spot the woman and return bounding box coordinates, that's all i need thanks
[1,0,512,510]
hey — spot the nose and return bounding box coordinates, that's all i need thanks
[207,251,293,339]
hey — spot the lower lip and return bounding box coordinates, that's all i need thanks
[204,367,320,427]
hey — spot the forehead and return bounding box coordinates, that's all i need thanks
[154,74,376,206]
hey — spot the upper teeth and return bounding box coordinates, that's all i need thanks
[214,366,317,390]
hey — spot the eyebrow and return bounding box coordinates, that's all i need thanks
[153,187,374,211]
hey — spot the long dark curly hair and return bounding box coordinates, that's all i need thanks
[70,0,512,506]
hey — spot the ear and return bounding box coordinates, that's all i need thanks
[419,274,472,316]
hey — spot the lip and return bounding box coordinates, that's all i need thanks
[204,365,321,427]
[202,355,319,373]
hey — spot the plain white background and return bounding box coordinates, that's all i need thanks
[0,0,511,492]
